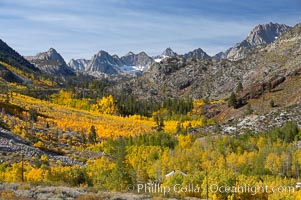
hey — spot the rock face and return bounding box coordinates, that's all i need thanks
[215,22,291,61]
[86,50,121,74]
[121,51,154,71]
[183,48,210,60]
[245,22,291,46]
[68,59,90,71]
[26,48,74,76]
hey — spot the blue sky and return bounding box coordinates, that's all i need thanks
[0,0,300,61]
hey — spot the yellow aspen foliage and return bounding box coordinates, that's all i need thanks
[178,135,193,149]
[192,99,205,115]
[34,141,46,149]
[265,153,282,174]
[92,95,117,114]
[25,167,46,182]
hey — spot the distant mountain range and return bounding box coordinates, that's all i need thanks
[66,47,210,75]
[0,22,292,79]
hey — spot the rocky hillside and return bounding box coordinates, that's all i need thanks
[0,128,82,166]
[26,48,74,76]
[0,39,39,73]
[0,39,41,83]
[0,63,31,84]
[111,22,301,103]
[214,22,291,60]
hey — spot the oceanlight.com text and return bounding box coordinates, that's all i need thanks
[126,183,296,196]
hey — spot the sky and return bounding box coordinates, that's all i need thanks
[0,0,300,61]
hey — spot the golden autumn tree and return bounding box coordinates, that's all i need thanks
[92,95,117,114]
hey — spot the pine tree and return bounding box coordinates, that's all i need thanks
[88,125,97,144]
[228,92,238,108]
[29,108,38,122]
[236,82,243,93]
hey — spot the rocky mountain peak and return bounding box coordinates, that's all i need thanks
[183,48,210,60]
[218,22,291,61]
[34,48,66,64]
[137,51,148,57]
[246,22,291,46]
[96,50,110,57]
[26,48,74,76]
[162,48,177,57]
[48,47,57,53]
[125,51,135,56]
[86,51,121,74]
[121,51,154,71]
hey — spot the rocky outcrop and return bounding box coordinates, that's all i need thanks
[0,128,82,166]
[223,104,301,134]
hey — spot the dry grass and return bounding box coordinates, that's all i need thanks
[249,76,301,114]
[0,190,31,200]
[76,194,105,200]
[215,76,301,123]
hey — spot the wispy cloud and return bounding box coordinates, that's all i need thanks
[0,0,300,61]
